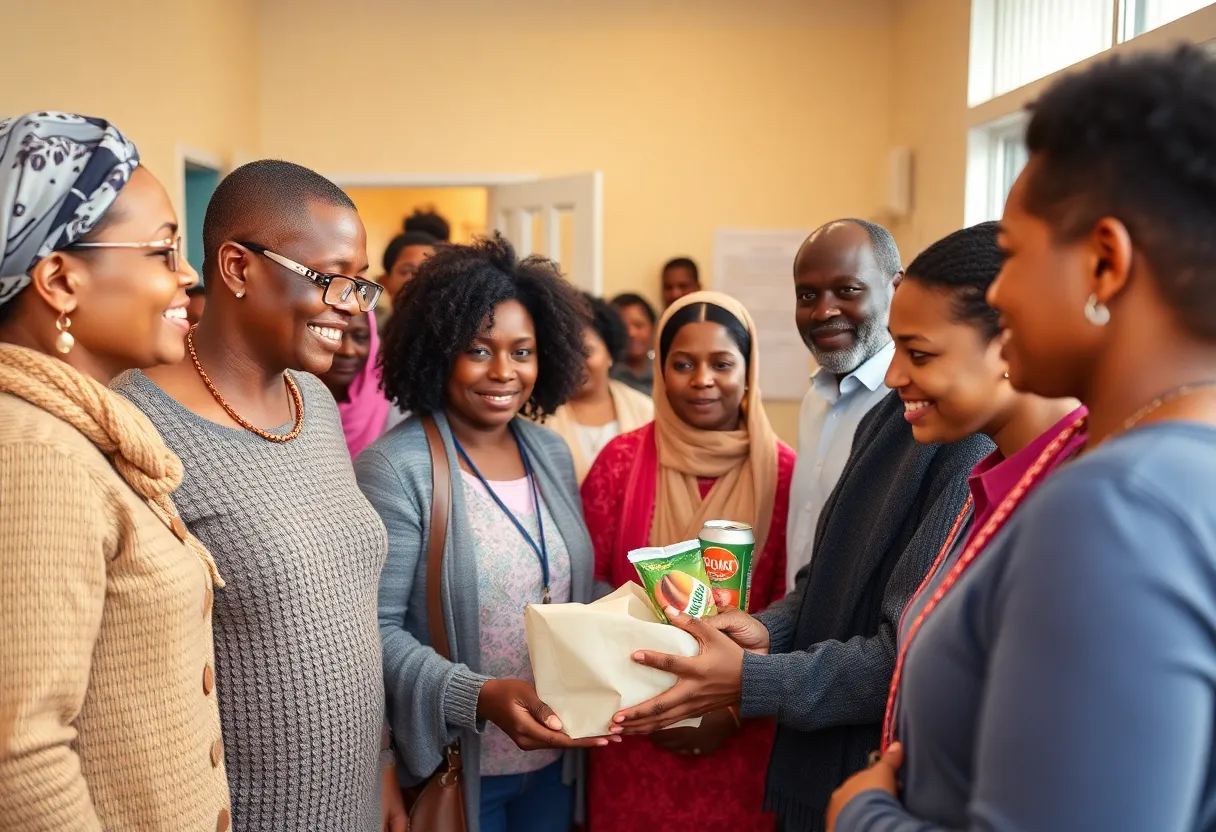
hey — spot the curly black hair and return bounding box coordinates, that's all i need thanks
[904,222,1003,341]
[379,233,587,418]
[583,293,628,364]
[403,208,450,242]
[1022,44,1216,338]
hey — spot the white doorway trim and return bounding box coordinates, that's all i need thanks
[326,172,540,188]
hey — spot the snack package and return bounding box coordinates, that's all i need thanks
[627,540,718,623]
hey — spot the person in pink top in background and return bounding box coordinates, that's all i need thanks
[318,310,404,458]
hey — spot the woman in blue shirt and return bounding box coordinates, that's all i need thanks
[830,45,1216,832]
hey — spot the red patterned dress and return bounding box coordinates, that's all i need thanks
[580,423,796,832]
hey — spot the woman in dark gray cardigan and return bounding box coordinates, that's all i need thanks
[356,235,611,832]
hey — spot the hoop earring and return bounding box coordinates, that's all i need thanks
[1084,294,1110,327]
[54,310,75,355]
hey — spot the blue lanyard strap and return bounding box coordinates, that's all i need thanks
[452,425,551,603]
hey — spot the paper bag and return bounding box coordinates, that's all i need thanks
[525,582,702,739]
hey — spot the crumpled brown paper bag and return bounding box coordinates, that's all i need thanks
[524,582,703,739]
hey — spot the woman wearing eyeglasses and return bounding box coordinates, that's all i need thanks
[0,112,231,830]
[114,161,404,832]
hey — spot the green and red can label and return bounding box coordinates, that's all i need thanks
[699,521,756,612]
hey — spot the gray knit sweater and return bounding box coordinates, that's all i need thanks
[114,370,388,832]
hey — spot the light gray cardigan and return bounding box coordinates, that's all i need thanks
[355,412,593,831]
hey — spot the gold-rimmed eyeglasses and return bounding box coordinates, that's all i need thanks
[67,236,183,272]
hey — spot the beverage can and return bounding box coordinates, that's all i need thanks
[628,540,718,623]
[699,520,757,612]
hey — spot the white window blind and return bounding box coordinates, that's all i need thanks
[1121,0,1213,39]
[970,0,1115,104]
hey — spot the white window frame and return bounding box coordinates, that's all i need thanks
[964,1,1216,224]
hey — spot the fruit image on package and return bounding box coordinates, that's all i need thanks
[627,540,718,623]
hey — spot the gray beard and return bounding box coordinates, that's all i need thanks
[809,317,890,376]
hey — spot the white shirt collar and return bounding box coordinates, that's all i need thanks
[810,340,894,405]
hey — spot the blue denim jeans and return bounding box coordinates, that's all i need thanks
[479,760,573,832]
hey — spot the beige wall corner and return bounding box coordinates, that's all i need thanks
[887,0,973,262]
[0,0,262,215]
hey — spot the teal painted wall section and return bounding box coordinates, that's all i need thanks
[184,166,221,281]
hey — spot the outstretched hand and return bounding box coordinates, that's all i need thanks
[478,678,620,750]
[826,743,904,832]
[610,605,746,734]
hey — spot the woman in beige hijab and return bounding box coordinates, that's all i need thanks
[543,293,653,482]
[579,290,795,832]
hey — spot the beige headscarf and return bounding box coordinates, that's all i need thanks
[0,344,223,587]
[545,379,654,483]
[651,291,780,555]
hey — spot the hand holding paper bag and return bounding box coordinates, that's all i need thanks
[525,583,704,739]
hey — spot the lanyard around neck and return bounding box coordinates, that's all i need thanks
[452,424,551,603]
[880,414,1088,751]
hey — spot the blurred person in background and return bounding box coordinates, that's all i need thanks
[581,291,795,832]
[114,160,399,832]
[376,228,435,329]
[830,45,1216,832]
[610,292,657,396]
[404,206,450,242]
[360,235,609,832]
[0,112,231,831]
[318,310,406,458]
[541,293,653,482]
[661,256,700,307]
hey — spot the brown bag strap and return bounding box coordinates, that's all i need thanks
[422,415,453,663]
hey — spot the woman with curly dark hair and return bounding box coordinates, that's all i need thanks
[357,234,610,832]
[541,293,653,483]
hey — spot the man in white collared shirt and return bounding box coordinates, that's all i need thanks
[785,219,903,591]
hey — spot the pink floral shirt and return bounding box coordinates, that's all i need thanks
[461,471,572,776]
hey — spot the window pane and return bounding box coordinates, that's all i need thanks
[973,0,1114,102]
[1122,0,1212,39]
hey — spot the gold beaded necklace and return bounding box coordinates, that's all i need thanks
[187,326,304,443]
[1104,379,1216,445]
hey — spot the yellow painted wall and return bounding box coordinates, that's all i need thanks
[256,1,896,304]
[888,0,973,260]
[255,0,897,442]
[345,187,488,276]
[1,0,260,215]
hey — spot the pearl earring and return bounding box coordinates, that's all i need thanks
[235,290,245,299]
[54,310,74,354]
[1084,294,1110,327]
[1004,372,1010,379]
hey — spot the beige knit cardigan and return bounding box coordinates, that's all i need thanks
[0,344,231,831]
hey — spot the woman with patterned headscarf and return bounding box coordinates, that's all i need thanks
[0,112,232,831]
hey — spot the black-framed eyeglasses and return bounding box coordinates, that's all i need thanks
[238,241,383,312]
[68,236,182,272]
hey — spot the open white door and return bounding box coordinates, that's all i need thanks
[487,173,603,294]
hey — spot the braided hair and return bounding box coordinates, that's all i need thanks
[903,222,1004,341]
[379,233,587,418]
